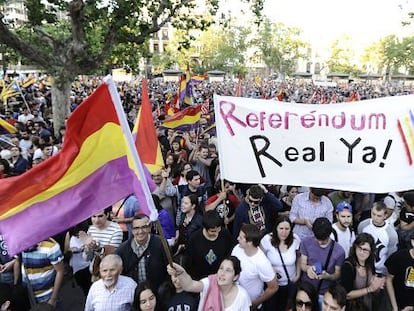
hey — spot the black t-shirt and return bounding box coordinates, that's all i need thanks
[385,249,414,308]
[186,228,234,280]
[400,206,414,224]
[165,291,199,311]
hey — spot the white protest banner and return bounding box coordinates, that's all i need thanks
[214,95,414,192]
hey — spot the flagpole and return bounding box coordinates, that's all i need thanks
[105,75,173,266]
[15,82,31,113]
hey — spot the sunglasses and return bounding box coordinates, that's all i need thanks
[296,299,313,308]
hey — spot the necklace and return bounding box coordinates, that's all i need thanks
[357,263,365,268]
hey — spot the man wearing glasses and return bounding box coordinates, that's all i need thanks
[116,214,168,292]
[233,184,282,239]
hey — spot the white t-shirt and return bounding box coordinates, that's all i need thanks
[358,219,398,274]
[260,234,300,286]
[199,278,251,311]
[231,245,275,302]
[69,236,90,274]
[331,223,355,258]
[32,146,59,160]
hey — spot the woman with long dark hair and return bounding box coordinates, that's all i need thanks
[339,233,385,310]
[173,194,203,256]
[288,281,319,311]
[132,282,160,311]
[261,215,301,311]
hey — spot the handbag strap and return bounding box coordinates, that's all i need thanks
[113,195,130,217]
[276,245,291,283]
[317,240,335,293]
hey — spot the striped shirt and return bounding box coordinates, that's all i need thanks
[84,275,137,311]
[290,192,333,240]
[22,238,64,303]
[87,221,123,248]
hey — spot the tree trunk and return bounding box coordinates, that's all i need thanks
[51,76,72,136]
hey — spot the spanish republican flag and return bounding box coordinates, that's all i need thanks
[0,77,157,255]
[0,118,17,134]
[133,78,164,174]
[161,105,202,129]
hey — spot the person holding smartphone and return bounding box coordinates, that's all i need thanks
[300,217,345,296]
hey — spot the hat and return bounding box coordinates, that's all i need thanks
[383,196,396,210]
[336,201,353,213]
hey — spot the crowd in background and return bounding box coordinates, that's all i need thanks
[0,76,413,311]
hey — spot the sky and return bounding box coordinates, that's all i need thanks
[220,0,414,46]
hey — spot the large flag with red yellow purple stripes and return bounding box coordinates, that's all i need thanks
[0,77,157,255]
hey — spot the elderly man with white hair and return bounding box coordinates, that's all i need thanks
[84,254,137,311]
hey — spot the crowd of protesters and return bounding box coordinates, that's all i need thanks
[0,76,414,311]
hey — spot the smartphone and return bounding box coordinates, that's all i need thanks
[314,262,322,275]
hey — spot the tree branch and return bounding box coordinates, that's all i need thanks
[76,0,195,72]
[34,27,57,49]
[68,0,86,54]
[0,13,55,69]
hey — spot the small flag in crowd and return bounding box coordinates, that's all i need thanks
[22,76,36,89]
[0,81,21,105]
[330,93,337,103]
[348,91,360,102]
[0,77,157,255]
[201,98,210,115]
[179,66,192,106]
[133,78,165,174]
[0,118,17,134]
[162,105,202,129]
[190,74,207,84]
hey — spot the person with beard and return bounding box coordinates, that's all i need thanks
[331,202,356,257]
[290,188,334,240]
[85,254,137,311]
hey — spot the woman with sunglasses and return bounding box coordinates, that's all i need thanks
[288,281,319,311]
[260,215,301,311]
[339,233,385,310]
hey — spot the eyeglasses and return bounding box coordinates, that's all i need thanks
[357,245,371,253]
[132,224,150,231]
[248,198,262,206]
[296,299,313,309]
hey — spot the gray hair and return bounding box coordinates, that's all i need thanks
[100,254,123,269]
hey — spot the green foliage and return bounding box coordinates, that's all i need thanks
[327,35,360,75]
[165,21,251,74]
[0,0,263,79]
[254,18,308,76]
[377,35,412,76]
[361,42,383,74]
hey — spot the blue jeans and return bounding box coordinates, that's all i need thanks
[0,271,13,285]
